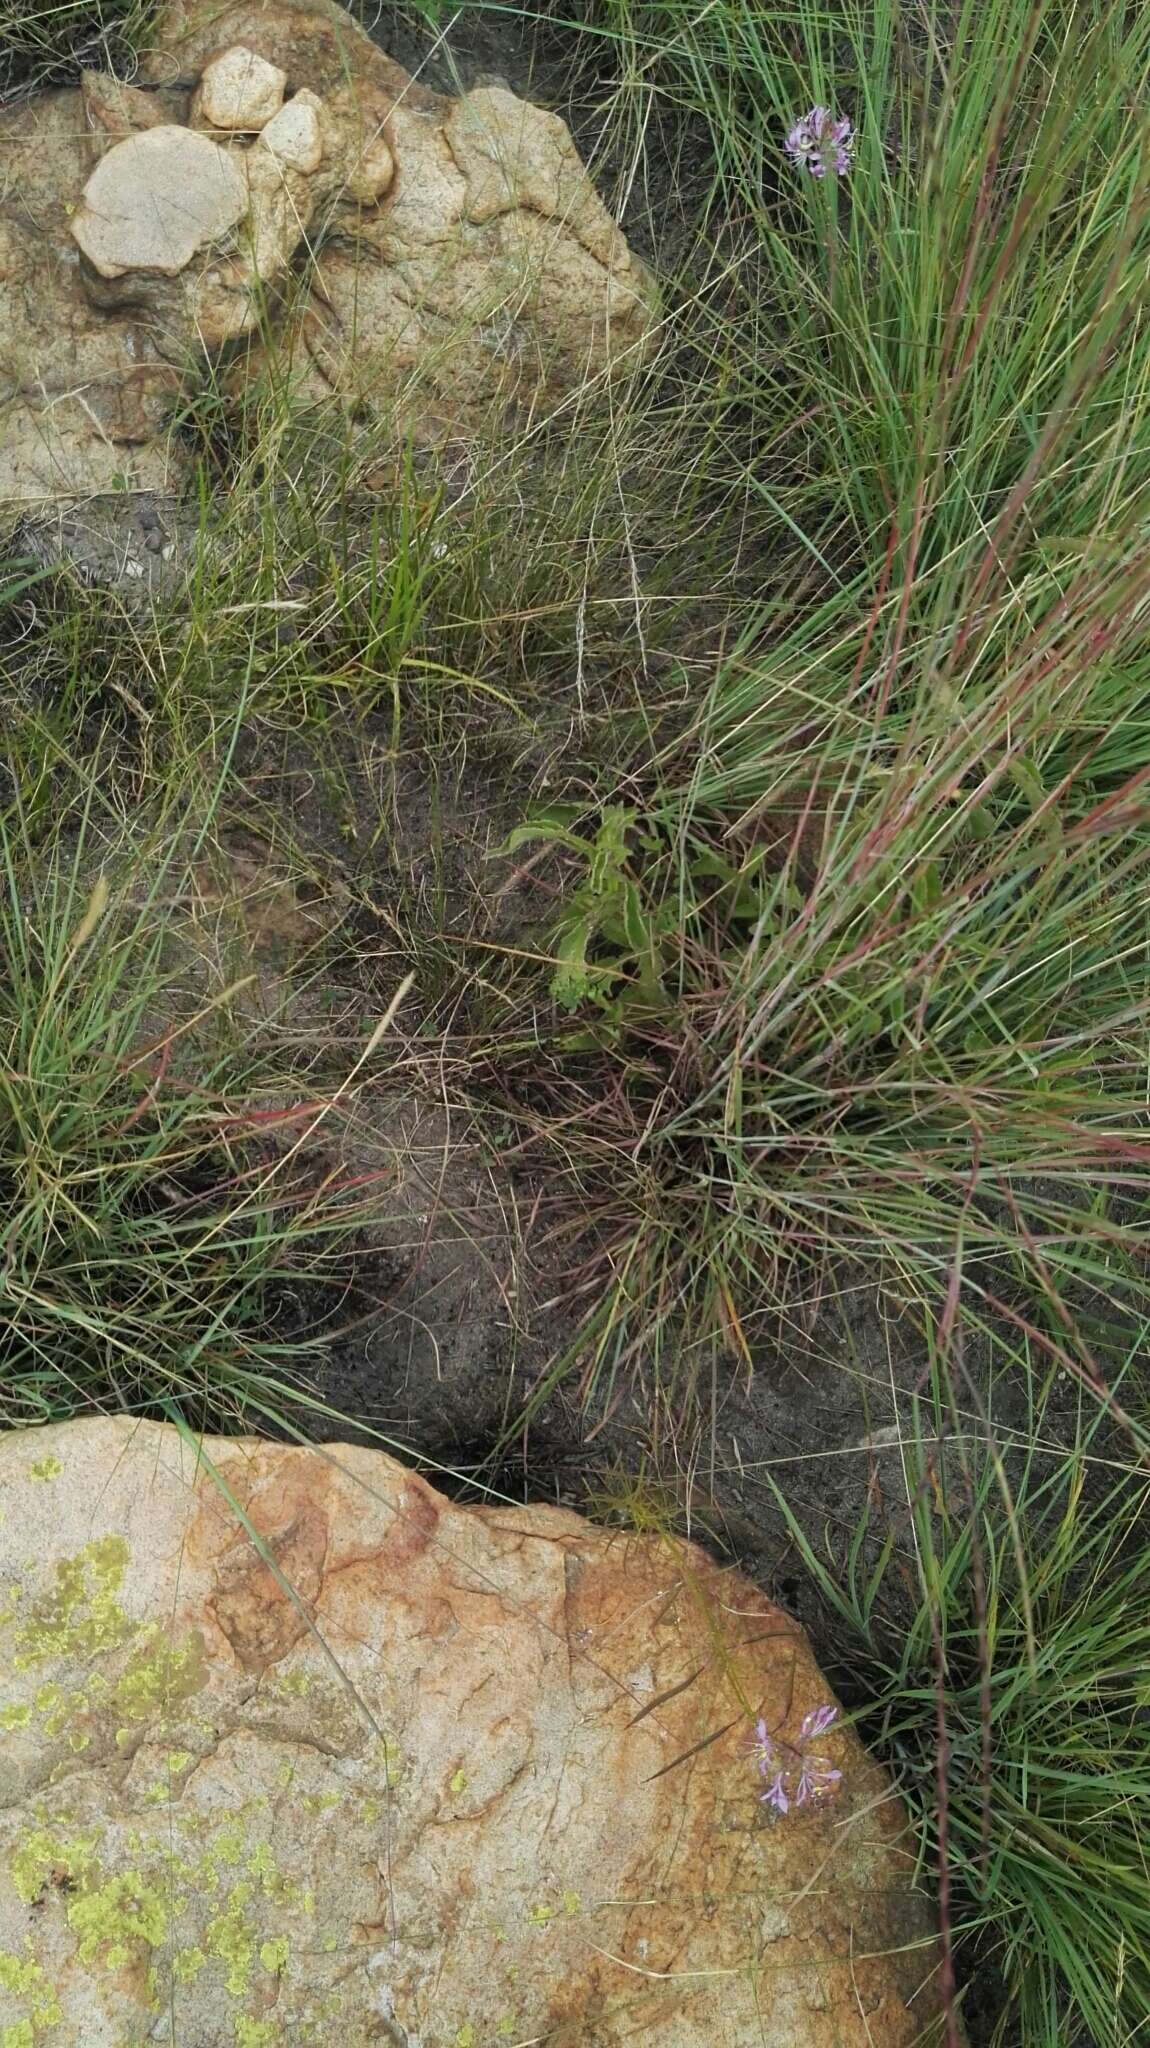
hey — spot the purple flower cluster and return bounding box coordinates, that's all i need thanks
[785,106,856,179]
[747,1703,844,1817]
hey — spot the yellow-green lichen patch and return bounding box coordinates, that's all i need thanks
[30,1679,106,1742]
[0,1946,64,2030]
[173,1945,207,1985]
[212,1823,247,1868]
[260,1935,289,1973]
[246,1844,279,1896]
[449,1767,467,1797]
[68,1868,169,1971]
[146,1748,195,1800]
[204,1881,259,1998]
[11,1537,132,1670]
[272,1668,312,1698]
[0,1705,32,1730]
[113,1630,207,1723]
[455,2026,476,2047]
[2,2023,34,2048]
[374,1736,402,1788]
[9,1827,100,1905]
[28,1458,63,1483]
[234,2020,278,2047]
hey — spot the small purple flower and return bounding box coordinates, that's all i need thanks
[746,1717,779,1778]
[799,1704,838,1744]
[795,1758,844,1806]
[785,105,856,179]
[764,1770,790,1816]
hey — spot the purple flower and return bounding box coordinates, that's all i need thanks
[746,1717,779,1778]
[785,105,856,179]
[764,1770,790,1815]
[746,1701,844,1818]
[795,1758,844,1806]
[799,1704,838,1744]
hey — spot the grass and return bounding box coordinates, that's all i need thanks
[769,1358,1150,2045]
[0,0,154,97]
[3,0,1150,2039]
[0,755,398,1432]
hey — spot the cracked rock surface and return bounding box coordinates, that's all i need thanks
[0,1416,961,2045]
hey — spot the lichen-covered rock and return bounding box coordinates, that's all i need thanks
[0,1417,960,2046]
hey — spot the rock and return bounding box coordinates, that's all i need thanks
[0,217,186,516]
[0,1416,961,2046]
[142,0,431,109]
[257,86,324,172]
[70,125,249,281]
[233,147,317,293]
[445,86,627,267]
[0,401,182,513]
[192,43,287,130]
[315,81,395,202]
[80,71,167,156]
[2,0,659,532]
[0,89,98,236]
[68,115,318,351]
[343,128,395,204]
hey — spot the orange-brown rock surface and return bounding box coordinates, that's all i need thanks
[0,1416,960,2044]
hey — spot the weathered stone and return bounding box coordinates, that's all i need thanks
[192,42,287,129]
[0,399,184,512]
[0,1416,960,2046]
[2,0,659,530]
[142,0,432,109]
[314,80,396,203]
[0,89,95,236]
[257,86,325,171]
[80,70,168,156]
[445,85,628,267]
[343,128,395,203]
[70,125,249,280]
[242,148,317,279]
[0,217,186,516]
